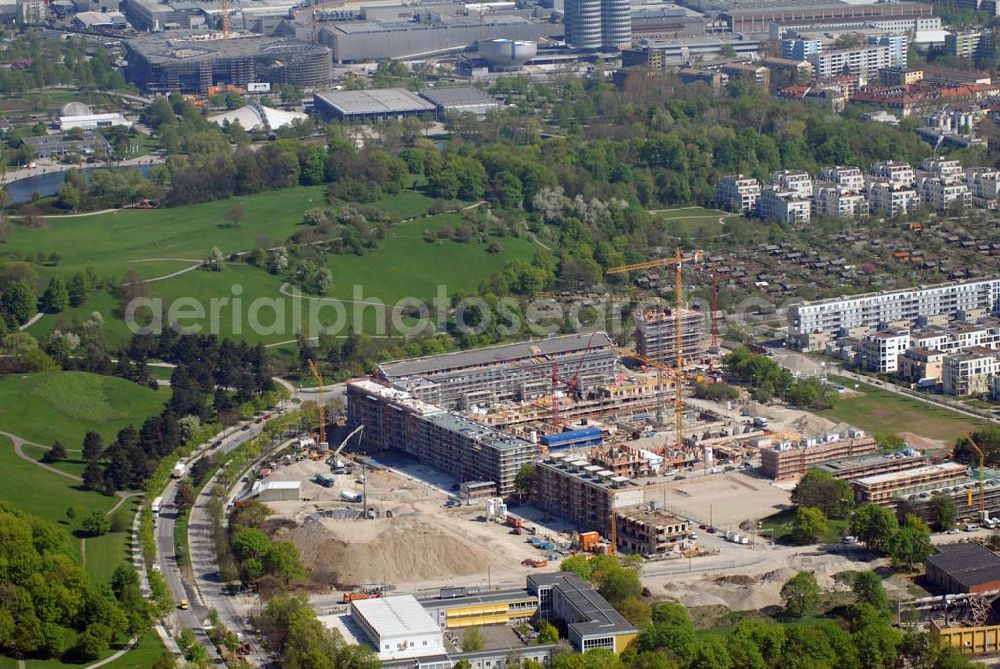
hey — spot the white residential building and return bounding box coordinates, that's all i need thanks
[868,160,915,187]
[861,330,911,373]
[917,176,970,211]
[809,45,893,79]
[786,277,1000,351]
[717,174,761,214]
[967,168,1000,209]
[942,349,999,396]
[867,180,920,218]
[814,183,869,219]
[818,165,865,193]
[759,187,811,225]
[768,169,813,199]
[921,157,964,183]
[351,596,446,661]
[17,0,45,24]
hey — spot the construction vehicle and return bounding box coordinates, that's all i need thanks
[307,359,326,448]
[506,515,523,529]
[342,592,371,604]
[329,425,364,469]
[521,558,548,568]
[577,531,600,552]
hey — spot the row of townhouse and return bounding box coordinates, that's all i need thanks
[718,157,988,223]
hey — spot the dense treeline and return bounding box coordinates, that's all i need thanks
[0,33,125,95]
[0,504,153,662]
[725,346,837,409]
[80,332,275,493]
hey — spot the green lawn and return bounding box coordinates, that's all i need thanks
[759,508,850,545]
[98,632,169,669]
[20,443,86,477]
[84,531,129,585]
[325,213,538,304]
[820,376,989,445]
[654,206,733,237]
[0,371,169,447]
[0,435,113,528]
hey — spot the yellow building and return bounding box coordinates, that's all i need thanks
[932,621,1000,655]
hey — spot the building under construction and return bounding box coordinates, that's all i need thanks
[615,507,691,556]
[634,307,708,365]
[851,462,969,507]
[374,333,617,411]
[760,430,877,479]
[896,469,1000,523]
[124,31,331,93]
[533,453,646,538]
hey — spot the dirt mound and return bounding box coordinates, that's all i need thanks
[290,513,497,588]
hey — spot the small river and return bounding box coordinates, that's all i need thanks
[4,164,155,204]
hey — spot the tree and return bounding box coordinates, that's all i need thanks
[598,567,643,607]
[68,272,88,307]
[224,204,244,228]
[1,280,37,327]
[82,512,111,537]
[851,571,887,611]
[82,431,104,462]
[40,276,69,313]
[538,620,559,644]
[851,503,899,554]
[41,440,67,463]
[73,622,113,661]
[175,481,195,513]
[888,526,934,570]
[781,571,822,618]
[206,246,225,272]
[928,494,957,531]
[792,506,827,545]
[791,470,853,519]
[462,627,485,652]
[515,463,536,499]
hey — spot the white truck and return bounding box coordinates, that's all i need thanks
[172,462,187,479]
[152,496,163,516]
[340,490,363,503]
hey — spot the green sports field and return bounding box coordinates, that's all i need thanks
[0,371,169,446]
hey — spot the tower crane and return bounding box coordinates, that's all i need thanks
[964,433,986,518]
[290,1,343,44]
[307,359,326,447]
[607,248,704,450]
[221,0,229,38]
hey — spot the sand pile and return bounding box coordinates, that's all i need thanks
[289,513,496,587]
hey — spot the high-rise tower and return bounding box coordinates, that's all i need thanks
[564,0,630,50]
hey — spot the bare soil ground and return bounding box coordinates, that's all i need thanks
[657,472,791,528]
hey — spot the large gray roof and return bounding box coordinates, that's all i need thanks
[379,332,614,379]
[419,86,498,109]
[527,572,637,638]
[926,543,1000,590]
[314,88,435,115]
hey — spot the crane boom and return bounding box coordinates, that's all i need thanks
[966,433,986,516]
[221,0,229,37]
[307,359,325,447]
[332,425,364,460]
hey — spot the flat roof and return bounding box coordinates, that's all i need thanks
[527,572,637,637]
[378,332,613,379]
[816,449,922,474]
[927,543,1000,590]
[352,595,440,638]
[421,412,535,452]
[854,462,967,487]
[418,589,536,609]
[419,86,499,109]
[315,88,435,115]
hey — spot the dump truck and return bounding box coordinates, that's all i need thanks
[521,558,548,568]
[342,592,370,604]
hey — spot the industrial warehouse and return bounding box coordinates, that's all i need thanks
[124,31,332,93]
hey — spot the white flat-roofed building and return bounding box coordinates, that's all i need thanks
[867,180,920,218]
[943,348,1000,396]
[818,165,865,193]
[809,44,892,79]
[814,183,869,219]
[768,169,813,199]
[717,174,761,214]
[921,156,964,183]
[869,160,915,187]
[861,329,910,373]
[967,168,1000,208]
[58,112,132,131]
[917,176,970,211]
[759,186,811,225]
[786,277,1000,351]
[351,595,445,660]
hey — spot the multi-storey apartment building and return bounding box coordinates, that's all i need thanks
[852,462,969,506]
[761,430,877,479]
[634,307,707,364]
[759,187,812,225]
[866,180,920,217]
[921,157,964,183]
[899,347,946,384]
[818,165,865,192]
[768,169,814,199]
[945,30,988,58]
[917,176,971,211]
[816,448,926,480]
[861,329,911,373]
[943,348,1000,396]
[782,36,822,60]
[717,174,761,214]
[869,160,916,187]
[809,45,893,79]
[814,184,869,219]
[787,277,1000,351]
[869,33,908,68]
[615,508,690,556]
[534,454,644,537]
[966,168,1000,209]
[375,333,617,409]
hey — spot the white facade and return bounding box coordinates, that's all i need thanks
[861,330,910,373]
[867,180,920,218]
[717,174,761,214]
[809,45,892,79]
[943,351,999,396]
[351,596,445,661]
[917,176,970,212]
[59,113,132,131]
[967,168,1000,209]
[868,160,915,187]
[814,184,869,220]
[17,0,45,23]
[921,157,964,183]
[787,278,1000,351]
[759,187,811,225]
[768,169,813,199]
[818,165,865,193]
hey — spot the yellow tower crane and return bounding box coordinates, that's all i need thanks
[307,359,326,447]
[607,248,704,451]
[964,433,986,517]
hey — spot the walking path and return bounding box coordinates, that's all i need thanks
[19,312,43,331]
[125,259,204,284]
[1,430,81,481]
